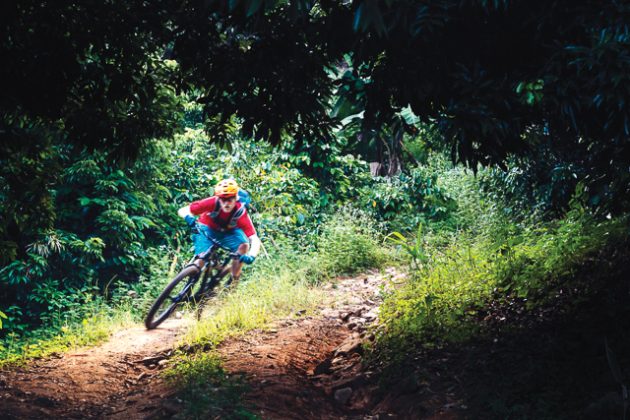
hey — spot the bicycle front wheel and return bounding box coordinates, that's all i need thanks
[145,265,199,330]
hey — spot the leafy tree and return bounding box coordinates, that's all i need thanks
[0,142,180,332]
[1,0,182,269]
[169,0,630,210]
[5,0,630,218]
[2,0,627,277]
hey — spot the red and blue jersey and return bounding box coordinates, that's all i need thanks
[190,196,256,237]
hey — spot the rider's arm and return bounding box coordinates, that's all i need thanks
[178,205,197,228]
[248,234,261,258]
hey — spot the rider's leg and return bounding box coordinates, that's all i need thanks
[230,242,250,288]
[191,224,213,271]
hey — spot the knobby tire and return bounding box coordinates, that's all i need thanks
[145,265,199,329]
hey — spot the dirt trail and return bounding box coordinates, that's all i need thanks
[218,269,399,419]
[0,268,406,419]
[0,317,193,419]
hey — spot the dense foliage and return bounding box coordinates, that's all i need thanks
[4,1,630,223]
[0,102,448,340]
[3,3,630,416]
[169,0,630,212]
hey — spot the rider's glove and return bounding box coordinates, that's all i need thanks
[184,215,199,234]
[239,254,256,265]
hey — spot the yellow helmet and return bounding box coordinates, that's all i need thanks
[214,179,239,198]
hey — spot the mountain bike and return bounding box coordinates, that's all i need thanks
[144,227,238,330]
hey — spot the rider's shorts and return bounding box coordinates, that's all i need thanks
[192,223,249,255]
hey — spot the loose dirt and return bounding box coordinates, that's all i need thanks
[0,268,407,419]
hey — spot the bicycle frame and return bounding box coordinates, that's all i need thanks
[145,224,242,329]
[188,227,241,296]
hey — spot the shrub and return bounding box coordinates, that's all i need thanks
[359,166,455,232]
[377,207,630,354]
[306,208,388,282]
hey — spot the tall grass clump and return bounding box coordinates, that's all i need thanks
[378,232,495,347]
[305,207,390,282]
[182,269,323,348]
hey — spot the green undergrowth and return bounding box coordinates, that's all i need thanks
[0,308,136,368]
[182,273,324,348]
[376,209,630,358]
[163,352,256,419]
[0,251,178,368]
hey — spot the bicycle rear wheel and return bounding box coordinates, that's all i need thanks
[145,265,199,329]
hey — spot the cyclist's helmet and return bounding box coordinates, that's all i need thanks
[214,179,239,198]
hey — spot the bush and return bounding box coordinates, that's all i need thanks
[305,208,388,282]
[358,166,455,232]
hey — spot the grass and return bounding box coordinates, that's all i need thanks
[377,210,630,351]
[0,308,137,368]
[162,352,257,419]
[182,270,325,348]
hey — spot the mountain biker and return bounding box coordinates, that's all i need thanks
[177,179,261,288]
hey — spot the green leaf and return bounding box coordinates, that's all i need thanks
[0,310,7,329]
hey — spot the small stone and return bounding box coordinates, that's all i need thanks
[334,337,363,356]
[334,387,353,405]
[363,309,378,321]
[331,356,345,365]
